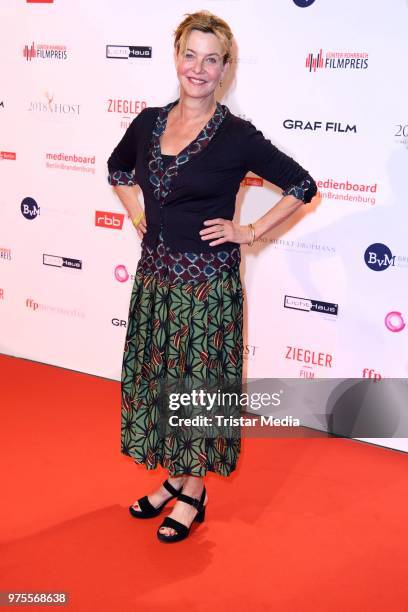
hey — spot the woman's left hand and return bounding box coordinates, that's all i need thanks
[199,218,251,247]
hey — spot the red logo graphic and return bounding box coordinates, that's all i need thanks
[362,368,382,382]
[0,152,16,160]
[0,248,12,261]
[115,265,129,282]
[107,99,147,115]
[23,42,36,61]
[95,211,124,230]
[285,345,333,378]
[27,1,54,3]
[384,311,405,333]
[26,298,39,310]
[241,177,263,187]
[23,42,67,61]
[306,49,368,72]
[306,49,324,72]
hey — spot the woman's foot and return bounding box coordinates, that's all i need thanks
[158,476,208,537]
[130,475,186,512]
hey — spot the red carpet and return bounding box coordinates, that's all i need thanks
[1,353,407,611]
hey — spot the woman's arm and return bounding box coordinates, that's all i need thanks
[107,110,148,238]
[200,193,303,246]
[200,122,317,247]
[245,170,316,242]
[111,185,146,238]
[246,193,304,240]
[242,122,317,202]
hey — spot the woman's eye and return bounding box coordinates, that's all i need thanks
[206,57,217,64]
[185,53,194,59]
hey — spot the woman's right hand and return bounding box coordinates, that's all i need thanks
[133,211,147,240]
[112,185,147,240]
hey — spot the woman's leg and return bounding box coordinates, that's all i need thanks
[158,475,208,537]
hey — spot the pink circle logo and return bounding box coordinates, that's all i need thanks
[384,311,405,333]
[114,264,129,282]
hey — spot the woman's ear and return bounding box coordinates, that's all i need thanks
[221,59,230,81]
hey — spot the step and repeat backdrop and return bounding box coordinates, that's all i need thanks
[1,0,407,450]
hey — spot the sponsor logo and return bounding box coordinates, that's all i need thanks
[26,0,54,3]
[0,247,12,261]
[384,311,405,333]
[283,119,357,134]
[21,197,40,220]
[112,318,127,327]
[0,151,16,160]
[115,264,129,282]
[25,297,85,317]
[285,345,333,378]
[257,237,336,254]
[45,152,95,174]
[395,123,408,148]
[106,45,152,59]
[107,98,147,129]
[0,101,5,109]
[23,42,68,61]
[243,345,258,360]
[0,288,4,299]
[107,99,147,114]
[284,295,338,317]
[43,254,82,270]
[317,178,377,206]
[364,243,395,271]
[364,243,408,270]
[95,211,125,229]
[362,368,382,381]
[241,176,263,187]
[306,49,369,72]
[293,0,315,5]
[28,92,80,117]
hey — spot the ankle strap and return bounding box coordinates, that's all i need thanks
[163,479,181,497]
[178,487,206,512]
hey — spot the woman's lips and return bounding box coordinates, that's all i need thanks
[187,77,207,85]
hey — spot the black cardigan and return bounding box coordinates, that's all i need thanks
[107,105,317,252]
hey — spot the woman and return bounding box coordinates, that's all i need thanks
[107,10,317,543]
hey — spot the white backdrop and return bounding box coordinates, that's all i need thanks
[1,0,407,450]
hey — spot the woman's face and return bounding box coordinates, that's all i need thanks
[175,29,228,100]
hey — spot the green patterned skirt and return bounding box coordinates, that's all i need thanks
[120,241,244,477]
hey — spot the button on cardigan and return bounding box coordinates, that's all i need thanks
[107,101,317,253]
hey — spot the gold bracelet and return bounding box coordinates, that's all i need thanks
[248,223,256,247]
[132,212,144,227]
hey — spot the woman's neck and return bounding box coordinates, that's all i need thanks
[172,93,217,124]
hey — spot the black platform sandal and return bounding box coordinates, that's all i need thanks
[157,486,206,543]
[129,479,183,519]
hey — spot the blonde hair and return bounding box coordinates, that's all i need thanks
[174,10,233,65]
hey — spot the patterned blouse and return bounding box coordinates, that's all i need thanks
[135,153,241,285]
[108,101,315,284]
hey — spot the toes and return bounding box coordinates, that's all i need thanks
[159,527,175,536]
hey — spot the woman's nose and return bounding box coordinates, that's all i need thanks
[192,58,205,73]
